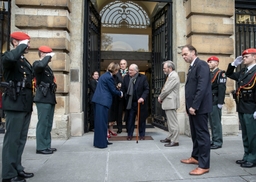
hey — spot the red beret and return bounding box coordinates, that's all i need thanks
[10,32,30,40]
[242,48,256,56]
[207,56,219,62]
[38,46,52,53]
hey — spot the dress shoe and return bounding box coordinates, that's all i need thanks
[164,142,179,147]
[107,133,111,138]
[107,142,113,145]
[48,148,57,152]
[180,157,199,164]
[210,145,222,149]
[36,149,53,154]
[139,136,145,140]
[18,171,34,178]
[117,130,122,134]
[240,161,256,168]
[189,167,209,175]
[127,136,132,140]
[2,176,26,182]
[236,159,246,164]
[160,138,171,143]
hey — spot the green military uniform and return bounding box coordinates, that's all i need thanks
[33,55,57,151]
[209,68,226,147]
[226,63,256,164]
[1,44,33,179]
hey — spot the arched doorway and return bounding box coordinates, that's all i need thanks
[83,0,173,132]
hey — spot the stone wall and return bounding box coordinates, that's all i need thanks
[12,0,77,139]
[182,0,239,135]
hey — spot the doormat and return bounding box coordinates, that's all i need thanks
[109,136,153,141]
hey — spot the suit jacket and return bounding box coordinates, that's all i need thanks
[92,71,122,109]
[159,71,180,110]
[122,73,149,120]
[2,44,33,112]
[226,63,256,114]
[185,58,212,114]
[33,56,57,105]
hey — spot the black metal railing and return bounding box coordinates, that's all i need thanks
[151,3,172,130]
[0,0,11,133]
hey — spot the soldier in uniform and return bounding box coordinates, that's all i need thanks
[226,48,256,168]
[33,46,57,155]
[1,32,34,182]
[207,56,227,149]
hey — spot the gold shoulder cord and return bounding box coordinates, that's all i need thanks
[211,70,221,83]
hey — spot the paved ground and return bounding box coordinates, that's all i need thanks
[0,127,256,182]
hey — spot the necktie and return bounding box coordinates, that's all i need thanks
[161,76,168,92]
[188,65,192,72]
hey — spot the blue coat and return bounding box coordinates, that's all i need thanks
[185,58,212,114]
[92,71,121,108]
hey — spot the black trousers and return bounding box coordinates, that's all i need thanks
[189,113,211,169]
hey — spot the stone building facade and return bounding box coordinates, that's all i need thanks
[4,0,250,138]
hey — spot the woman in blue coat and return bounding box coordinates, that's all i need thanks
[92,62,123,148]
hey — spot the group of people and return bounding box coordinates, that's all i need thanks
[1,31,57,182]
[91,60,150,148]
[1,31,256,181]
[90,44,256,175]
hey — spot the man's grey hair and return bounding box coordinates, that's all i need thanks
[163,60,175,70]
[129,64,139,72]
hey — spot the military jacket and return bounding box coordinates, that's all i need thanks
[1,44,33,112]
[211,68,226,105]
[226,63,256,114]
[33,56,57,105]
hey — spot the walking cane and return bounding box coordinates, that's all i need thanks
[136,102,140,143]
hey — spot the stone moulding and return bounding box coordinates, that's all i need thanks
[15,0,71,12]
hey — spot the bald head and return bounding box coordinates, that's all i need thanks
[128,64,139,77]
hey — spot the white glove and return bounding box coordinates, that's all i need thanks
[46,52,55,58]
[217,104,223,109]
[231,56,243,67]
[253,111,256,119]
[19,39,29,45]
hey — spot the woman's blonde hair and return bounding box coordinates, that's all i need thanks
[107,62,120,73]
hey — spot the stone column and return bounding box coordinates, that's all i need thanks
[182,0,239,135]
[13,0,77,139]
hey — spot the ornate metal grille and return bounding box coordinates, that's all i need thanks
[235,9,256,56]
[151,3,172,130]
[100,0,150,29]
[83,1,101,132]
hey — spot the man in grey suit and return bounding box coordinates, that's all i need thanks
[158,61,180,147]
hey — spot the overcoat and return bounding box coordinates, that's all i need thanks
[122,73,149,121]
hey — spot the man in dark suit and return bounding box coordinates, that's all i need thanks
[92,62,123,148]
[88,71,99,131]
[122,64,149,140]
[115,59,128,133]
[180,45,212,175]
[33,46,57,155]
[226,48,256,168]
[1,32,34,182]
